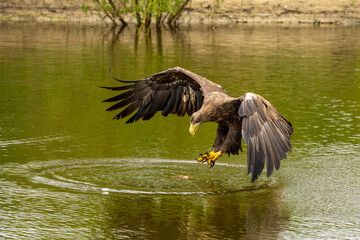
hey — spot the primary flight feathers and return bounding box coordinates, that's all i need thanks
[101,68,205,123]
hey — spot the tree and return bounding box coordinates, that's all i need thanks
[83,0,192,32]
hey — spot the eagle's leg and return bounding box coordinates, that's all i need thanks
[196,151,222,168]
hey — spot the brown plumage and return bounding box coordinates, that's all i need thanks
[102,67,293,182]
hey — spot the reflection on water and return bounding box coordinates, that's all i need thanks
[0,23,359,239]
[103,188,287,239]
[1,164,287,239]
[1,158,287,239]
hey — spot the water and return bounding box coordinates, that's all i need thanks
[0,23,359,239]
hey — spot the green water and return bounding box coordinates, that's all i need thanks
[0,23,359,239]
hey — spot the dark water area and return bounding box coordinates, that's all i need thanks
[0,23,359,239]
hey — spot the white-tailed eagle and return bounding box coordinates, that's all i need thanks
[102,67,293,182]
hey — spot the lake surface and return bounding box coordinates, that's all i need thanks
[0,23,359,239]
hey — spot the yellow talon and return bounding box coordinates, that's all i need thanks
[196,151,222,168]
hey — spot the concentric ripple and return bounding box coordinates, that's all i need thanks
[2,158,272,195]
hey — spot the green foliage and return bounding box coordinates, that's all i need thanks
[81,0,198,31]
[82,3,89,13]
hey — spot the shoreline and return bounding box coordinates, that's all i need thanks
[1,0,360,26]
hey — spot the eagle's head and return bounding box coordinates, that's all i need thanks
[189,112,203,136]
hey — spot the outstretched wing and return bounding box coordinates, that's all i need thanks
[101,67,222,123]
[238,93,293,182]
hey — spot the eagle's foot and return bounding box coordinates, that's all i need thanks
[196,151,222,168]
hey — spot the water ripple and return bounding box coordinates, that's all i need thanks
[2,158,272,196]
[0,136,72,147]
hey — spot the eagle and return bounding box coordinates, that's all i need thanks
[102,67,293,182]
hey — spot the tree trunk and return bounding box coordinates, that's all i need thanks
[134,0,142,27]
[168,0,190,26]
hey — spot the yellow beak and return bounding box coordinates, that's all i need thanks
[189,123,200,136]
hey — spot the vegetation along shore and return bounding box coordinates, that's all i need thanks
[1,0,360,29]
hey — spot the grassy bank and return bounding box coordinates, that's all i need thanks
[1,0,359,25]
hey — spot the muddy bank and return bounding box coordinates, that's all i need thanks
[1,0,360,25]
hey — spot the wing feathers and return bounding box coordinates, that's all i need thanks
[103,90,134,104]
[102,68,206,122]
[187,87,196,116]
[195,91,203,110]
[105,94,135,111]
[239,93,293,182]
[126,103,151,123]
[100,85,134,91]
[142,91,164,120]
[113,101,141,120]
[161,88,176,117]
[177,87,189,117]
[170,87,183,114]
